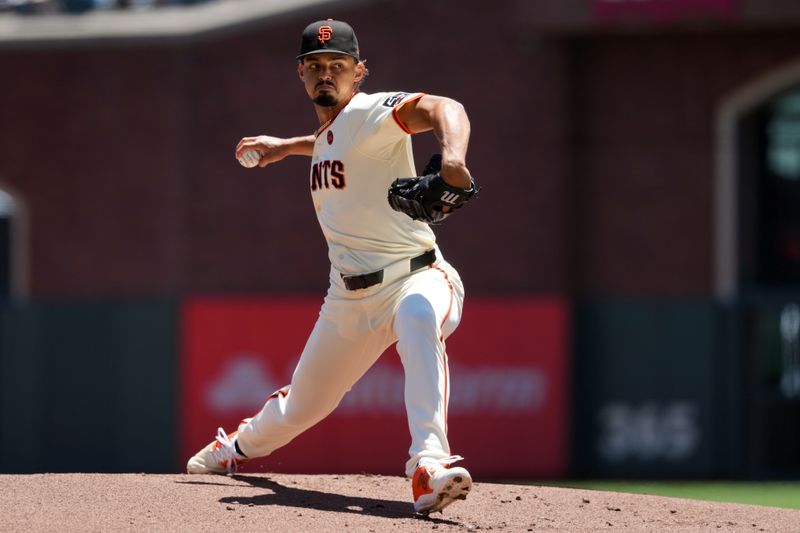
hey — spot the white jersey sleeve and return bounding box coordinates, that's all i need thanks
[345,91,425,160]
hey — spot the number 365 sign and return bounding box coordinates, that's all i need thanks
[597,401,700,462]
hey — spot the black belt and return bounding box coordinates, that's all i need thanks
[341,249,437,291]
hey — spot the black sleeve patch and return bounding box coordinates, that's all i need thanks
[382,92,410,108]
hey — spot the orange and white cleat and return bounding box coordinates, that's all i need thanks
[412,455,472,514]
[186,419,251,475]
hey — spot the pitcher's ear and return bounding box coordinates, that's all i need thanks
[354,61,365,82]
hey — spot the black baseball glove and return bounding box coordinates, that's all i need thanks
[387,154,478,224]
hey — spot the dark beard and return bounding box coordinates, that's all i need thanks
[313,92,338,107]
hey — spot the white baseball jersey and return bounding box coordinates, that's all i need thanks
[310,91,435,275]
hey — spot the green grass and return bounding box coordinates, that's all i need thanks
[538,481,800,510]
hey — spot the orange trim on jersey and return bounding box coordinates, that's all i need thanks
[391,92,426,134]
[315,91,359,138]
[433,265,455,433]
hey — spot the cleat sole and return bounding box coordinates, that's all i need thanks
[424,475,472,513]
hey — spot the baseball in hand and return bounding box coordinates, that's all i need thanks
[238,150,262,168]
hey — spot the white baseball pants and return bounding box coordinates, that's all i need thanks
[235,255,464,478]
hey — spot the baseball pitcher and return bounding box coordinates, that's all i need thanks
[187,19,478,515]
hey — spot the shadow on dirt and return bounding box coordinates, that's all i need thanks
[212,474,462,525]
[174,479,235,488]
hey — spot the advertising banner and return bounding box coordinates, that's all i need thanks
[181,297,569,477]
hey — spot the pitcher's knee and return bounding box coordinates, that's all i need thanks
[396,296,438,335]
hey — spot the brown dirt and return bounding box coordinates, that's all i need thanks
[0,473,797,532]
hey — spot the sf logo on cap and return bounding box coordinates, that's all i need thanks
[317,25,333,44]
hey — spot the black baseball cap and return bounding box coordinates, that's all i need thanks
[297,19,360,61]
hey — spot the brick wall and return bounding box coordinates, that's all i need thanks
[571,30,800,295]
[2,2,800,297]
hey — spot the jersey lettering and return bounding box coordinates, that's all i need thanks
[311,164,322,191]
[382,92,409,108]
[322,160,331,188]
[330,160,345,188]
[310,160,346,191]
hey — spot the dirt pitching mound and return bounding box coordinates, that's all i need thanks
[1,473,797,532]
